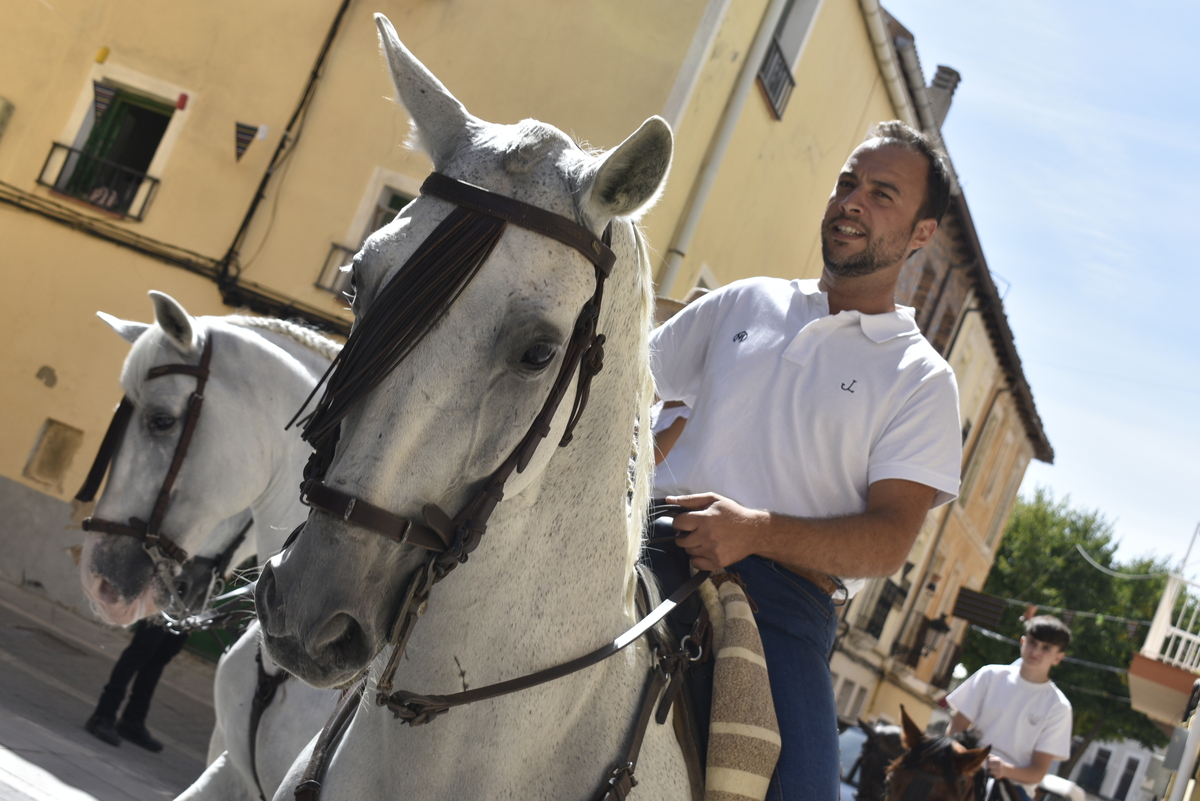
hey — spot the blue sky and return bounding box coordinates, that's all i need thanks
[881,1,1200,570]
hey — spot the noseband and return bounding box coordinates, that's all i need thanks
[76,336,214,583]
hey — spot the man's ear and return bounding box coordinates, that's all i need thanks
[907,218,938,254]
[1049,648,1067,666]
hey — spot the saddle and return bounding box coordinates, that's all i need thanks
[644,515,780,801]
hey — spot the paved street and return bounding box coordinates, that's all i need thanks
[0,579,216,800]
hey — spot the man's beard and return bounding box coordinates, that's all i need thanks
[821,220,913,278]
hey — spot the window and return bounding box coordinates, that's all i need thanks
[849,686,868,720]
[863,580,903,639]
[316,186,414,297]
[757,0,822,118]
[835,679,857,717]
[38,84,171,219]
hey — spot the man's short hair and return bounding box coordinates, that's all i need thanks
[1024,615,1071,651]
[865,121,952,224]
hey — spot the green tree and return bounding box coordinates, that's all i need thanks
[960,487,1171,778]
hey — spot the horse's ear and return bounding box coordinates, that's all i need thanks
[858,718,875,741]
[149,291,199,354]
[899,705,924,750]
[579,116,673,224]
[375,13,472,170]
[953,745,991,775]
[96,312,149,344]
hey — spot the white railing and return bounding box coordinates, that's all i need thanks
[1143,574,1200,671]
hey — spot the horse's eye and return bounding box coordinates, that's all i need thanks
[520,343,555,369]
[149,413,176,432]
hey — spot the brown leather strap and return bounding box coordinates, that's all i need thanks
[302,482,451,553]
[80,516,189,564]
[250,648,290,801]
[379,570,710,723]
[78,337,214,566]
[75,398,135,503]
[294,676,367,801]
[421,172,615,276]
[145,336,214,542]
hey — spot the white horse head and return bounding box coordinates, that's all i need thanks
[256,13,672,698]
[80,291,334,625]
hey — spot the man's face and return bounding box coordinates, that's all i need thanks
[1020,635,1066,672]
[821,141,934,278]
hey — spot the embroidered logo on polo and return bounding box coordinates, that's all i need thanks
[841,380,857,393]
[732,331,748,343]
[1027,713,1044,726]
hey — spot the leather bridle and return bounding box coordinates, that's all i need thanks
[76,336,214,611]
[288,172,708,801]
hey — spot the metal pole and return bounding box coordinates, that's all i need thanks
[1168,715,1200,801]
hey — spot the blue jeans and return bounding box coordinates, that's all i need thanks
[731,555,839,801]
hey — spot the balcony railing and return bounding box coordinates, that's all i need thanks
[37,143,159,221]
[757,36,796,120]
[1143,575,1200,671]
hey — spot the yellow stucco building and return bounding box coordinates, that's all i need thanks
[1,0,1049,731]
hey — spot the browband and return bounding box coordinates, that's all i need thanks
[421,172,615,276]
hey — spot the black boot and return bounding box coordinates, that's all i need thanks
[116,719,163,752]
[84,714,120,746]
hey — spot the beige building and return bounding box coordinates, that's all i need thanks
[0,0,923,611]
[825,16,1053,728]
[1,0,1047,712]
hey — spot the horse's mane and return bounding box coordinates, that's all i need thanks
[624,220,657,618]
[224,315,342,362]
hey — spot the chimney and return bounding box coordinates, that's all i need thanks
[927,65,961,130]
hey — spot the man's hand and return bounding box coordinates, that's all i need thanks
[667,493,767,570]
[986,756,1015,780]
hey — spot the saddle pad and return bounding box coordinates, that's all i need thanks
[705,577,780,801]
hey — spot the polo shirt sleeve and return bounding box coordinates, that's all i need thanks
[946,666,990,723]
[869,367,962,507]
[649,290,723,403]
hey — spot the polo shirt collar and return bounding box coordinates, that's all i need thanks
[796,281,919,342]
[858,305,920,342]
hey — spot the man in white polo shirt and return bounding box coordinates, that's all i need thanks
[650,121,962,801]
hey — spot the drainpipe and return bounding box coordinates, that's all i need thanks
[219,0,356,288]
[858,0,917,128]
[656,0,790,298]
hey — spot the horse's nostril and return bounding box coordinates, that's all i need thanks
[310,613,369,669]
[98,579,121,606]
[255,564,288,637]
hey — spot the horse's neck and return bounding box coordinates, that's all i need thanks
[222,322,331,559]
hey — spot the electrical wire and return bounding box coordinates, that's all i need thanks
[1074,544,1166,580]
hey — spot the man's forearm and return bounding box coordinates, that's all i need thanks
[668,479,937,577]
[753,509,918,578]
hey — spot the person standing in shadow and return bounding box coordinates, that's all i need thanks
[85,621,188,751]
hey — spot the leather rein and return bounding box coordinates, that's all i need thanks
[76,337,215,614]
[290,172,709,801]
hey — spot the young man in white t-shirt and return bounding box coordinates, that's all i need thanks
[947,616,1074,801]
